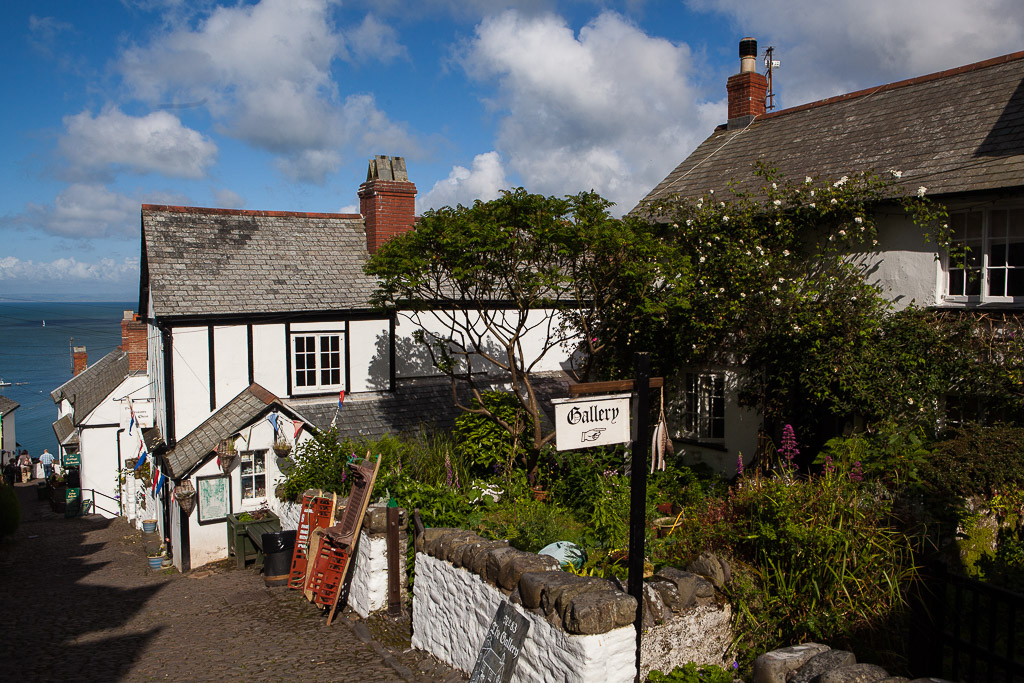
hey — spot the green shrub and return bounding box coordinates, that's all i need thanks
[481,497,587,553]
[647,662,735,683]
[0,483,21,536]
[920,423,1024,499]
[452,392,527,473]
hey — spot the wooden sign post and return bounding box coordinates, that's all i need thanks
[468,601,530,683]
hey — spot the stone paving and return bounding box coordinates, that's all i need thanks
[0,482,467,682]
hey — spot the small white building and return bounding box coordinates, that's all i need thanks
[0,395,18,459]
[50,312,151,518]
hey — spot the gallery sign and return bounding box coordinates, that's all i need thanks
[551,393,631,451]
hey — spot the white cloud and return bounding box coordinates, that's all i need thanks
[212,188,245,208]
[460,10,720,212]
[688,0,1024,105]
[18,184,139,238]
[346,14,408,63]
[119,0,416,181]
[418,151,509,211]
[60,107,217,180]
[0,255,139,283]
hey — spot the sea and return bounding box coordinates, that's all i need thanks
[0,301,135,456]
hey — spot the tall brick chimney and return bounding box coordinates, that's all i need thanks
[120,310,148,373]
[726,37,767,129]
[358,155,417,254]
[72,346,87,376]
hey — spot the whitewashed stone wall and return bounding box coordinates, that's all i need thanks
[412,552,637,682]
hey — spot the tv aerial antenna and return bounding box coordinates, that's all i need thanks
[764,46,780,111]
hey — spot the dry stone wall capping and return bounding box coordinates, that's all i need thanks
[411,528,735,682]
[753,642,955,683]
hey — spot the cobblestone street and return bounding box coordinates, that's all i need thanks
[0,482,465,682]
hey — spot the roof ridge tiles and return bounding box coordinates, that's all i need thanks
[141,204,362,220]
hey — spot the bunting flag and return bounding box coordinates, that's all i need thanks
[268,411,279,434]
[128,404,137,436]
[152,465,160,495]
[292,420,305,440]
[338,390,345,410]
[154,470,167,496]
[134,440,148,471]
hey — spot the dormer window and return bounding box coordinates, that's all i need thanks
[946,208,1024,303]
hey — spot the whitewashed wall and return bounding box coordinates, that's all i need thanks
[252,323,287,396]
[213,325,249,409]
[1,410,15,454]
[412,553,636,682]
[171,326,211,438]
[861,213,941,309]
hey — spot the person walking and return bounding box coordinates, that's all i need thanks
[39,449,56,480]
[17,450,32,482]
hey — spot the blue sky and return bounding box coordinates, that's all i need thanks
[2,0,1023,302]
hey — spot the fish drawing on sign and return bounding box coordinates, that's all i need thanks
[580,428,606,442]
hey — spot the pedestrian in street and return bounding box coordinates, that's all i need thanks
[39,449,55,480]
[17,450,32,482]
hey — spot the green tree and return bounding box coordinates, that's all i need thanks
[365,188,672,480]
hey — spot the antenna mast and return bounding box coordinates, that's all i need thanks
[764,46,780,111]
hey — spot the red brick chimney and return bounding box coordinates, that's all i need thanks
[120,311,148,373]
[358,155,417,254]
[72,346,87,376]
[726,37,767,129]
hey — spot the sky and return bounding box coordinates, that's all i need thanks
[2,0,1023,302]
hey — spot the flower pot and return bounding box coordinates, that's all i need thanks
[531,487,549,502]
[142,519,157,534]
[653,515,681,538]
[148,555,164,570]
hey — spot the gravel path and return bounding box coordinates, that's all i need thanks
[0,482,465,682]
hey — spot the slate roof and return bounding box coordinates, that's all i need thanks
[639,51,1024,207]
[141,206,378,319]
[52,415,77,448]
[287,373,570,441]
[164,383,313,479]
[0,395,17,416]
[50,350,129,424]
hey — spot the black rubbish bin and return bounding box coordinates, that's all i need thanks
[262,529,297,586]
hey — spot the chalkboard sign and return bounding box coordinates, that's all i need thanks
[469,601,530,683]
[196,475,231,525]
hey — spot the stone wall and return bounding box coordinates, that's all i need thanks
[412,528,734,681]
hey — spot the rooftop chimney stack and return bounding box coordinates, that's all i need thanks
[120,310,148,373]
[73,346,87,377]
[359,155,417,255]
[727,37,767,129]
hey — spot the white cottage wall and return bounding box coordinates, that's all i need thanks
[171,326,211,438]
[349,319,391,392]
[862,214,941,309]
[213,325,249,409]
[252,323,287,396]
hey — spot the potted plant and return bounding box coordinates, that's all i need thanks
[147,547,165,570]
[273,434,292,457]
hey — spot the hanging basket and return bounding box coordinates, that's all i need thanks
[175,479,196,516]
[273,442,292,458]
[217,453,237,474]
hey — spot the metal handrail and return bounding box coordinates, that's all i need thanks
[81,488,122,517]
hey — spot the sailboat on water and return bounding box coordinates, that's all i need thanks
[42,320,45,327]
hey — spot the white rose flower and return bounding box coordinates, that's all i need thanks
[809,203,816,209]
[783,249,790,256]
[830,198,838,205]
[839,230,846,236]
[854,216,863,224]
[774,298,782,305]
[805,176,812,184]
[718,287,725,293]
[917,186,927,197]
[890,170,902,178]
[699,256,705,263]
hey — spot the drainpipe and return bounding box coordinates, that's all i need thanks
[116,428,125,516]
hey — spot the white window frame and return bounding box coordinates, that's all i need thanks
[944,207,1024,305]
[682,372,725,442]
[239,450,267,503]
[291,332,345,395]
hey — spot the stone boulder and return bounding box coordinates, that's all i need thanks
[791,650,857,683]
[754,643,831,683]
[818,664,889,683]
[563,587,637,634]
[496,550,560,590]
[687,551,729,588]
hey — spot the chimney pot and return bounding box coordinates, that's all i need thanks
[73,346,88,377]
